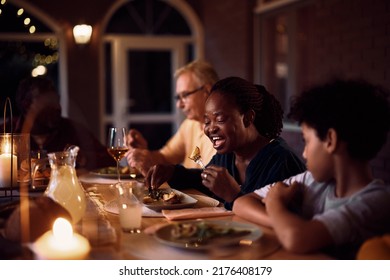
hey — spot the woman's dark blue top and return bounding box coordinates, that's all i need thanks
[168,137,306,210]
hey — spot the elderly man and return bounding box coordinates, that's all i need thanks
[126,60,218,176]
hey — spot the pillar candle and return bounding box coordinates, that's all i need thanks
[0,153,18,188]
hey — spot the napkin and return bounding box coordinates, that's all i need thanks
[162,207,234,221]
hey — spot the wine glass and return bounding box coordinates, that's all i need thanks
[107,127,129,184]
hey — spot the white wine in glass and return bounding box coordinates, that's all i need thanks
[107,127,129,183]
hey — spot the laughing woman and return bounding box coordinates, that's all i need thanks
[146,76,306,209]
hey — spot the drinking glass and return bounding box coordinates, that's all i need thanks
[107,127,129,184]
[117,181,145,233]
[30,150,49,190]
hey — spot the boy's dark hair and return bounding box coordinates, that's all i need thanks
[288,79,390,160]
[210,76,283,139]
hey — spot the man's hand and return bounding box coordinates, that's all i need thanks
[127,129,148,149]
[125,148,154,176]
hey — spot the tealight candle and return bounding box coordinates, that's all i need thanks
[32,218,90,260]
[0,140,18,188]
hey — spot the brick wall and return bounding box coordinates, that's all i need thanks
[303,0,390,90]
[193,0,256,80]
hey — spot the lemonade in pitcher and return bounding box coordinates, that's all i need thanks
[44,147,86,224]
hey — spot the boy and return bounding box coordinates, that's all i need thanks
[233,79,390,259]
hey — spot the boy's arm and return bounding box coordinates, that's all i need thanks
[265,182,333,253]
[233,193,272,227]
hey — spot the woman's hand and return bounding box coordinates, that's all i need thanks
[201,165,241,202]
[145,164,175,190]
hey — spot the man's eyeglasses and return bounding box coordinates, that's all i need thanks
[174,85,204,102]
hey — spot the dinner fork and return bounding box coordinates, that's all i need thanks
[189,153,206,170]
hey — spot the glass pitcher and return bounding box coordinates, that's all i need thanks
[44,146,86,224]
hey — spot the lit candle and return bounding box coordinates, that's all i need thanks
[0,140,18,188]
[32,218,91,260]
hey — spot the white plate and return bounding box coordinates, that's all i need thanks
[143,189,198,211]
[104,189,199,214]
[103,199,163,217]
[90,166,142,179]
[154,220,262,250]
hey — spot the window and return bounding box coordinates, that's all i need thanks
[102,0,202,149]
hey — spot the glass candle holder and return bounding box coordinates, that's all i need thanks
[0,133,30,191]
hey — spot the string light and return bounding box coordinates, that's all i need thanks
[2,4,38,33]
[44,38,58,49]
[0,0,5,14]
[14,7,37,33]
[31,65,47,77]
[2,2,57,72]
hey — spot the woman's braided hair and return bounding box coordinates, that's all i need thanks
[210,76,283,139]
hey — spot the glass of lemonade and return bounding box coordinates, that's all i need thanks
[117,181,144,233]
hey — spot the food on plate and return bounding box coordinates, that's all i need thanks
[143,190,181,205]
[170,221,251,245]
[162,191,181,204]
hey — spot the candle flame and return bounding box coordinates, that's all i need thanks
[52,218,73,242]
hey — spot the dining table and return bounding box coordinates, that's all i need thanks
[75,172,333,261]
